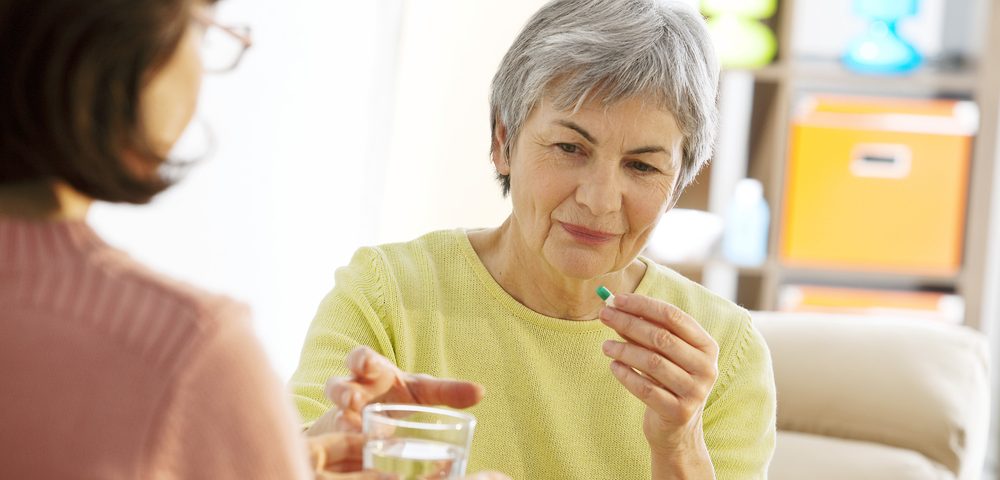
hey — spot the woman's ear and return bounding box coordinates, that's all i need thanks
[491,120,510,175]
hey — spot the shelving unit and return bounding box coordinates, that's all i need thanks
[748,60,979,92]
[656,0,1000,333]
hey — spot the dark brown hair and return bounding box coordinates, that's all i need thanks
[0,0,212,204]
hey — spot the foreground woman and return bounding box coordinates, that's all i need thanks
[0,0,379,478]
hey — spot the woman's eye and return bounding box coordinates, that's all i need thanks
[556,143,579,154]
[628,161,658,173]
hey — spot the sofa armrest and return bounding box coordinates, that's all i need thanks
[752,311,989,480]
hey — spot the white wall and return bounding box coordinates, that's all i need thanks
[90,0,388,379]
[87,0,561,379]
[374,1,542,243]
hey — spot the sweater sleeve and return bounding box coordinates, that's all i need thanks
[289,247,398,425]
[145,303,311,480]
[702,312,777,480]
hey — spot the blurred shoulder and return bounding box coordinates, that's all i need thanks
[80,248,251,370]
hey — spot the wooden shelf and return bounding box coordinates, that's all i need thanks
[789,60,978,94]
[660,256,963,289]
[727,60,979,94]
[774,264,962,290]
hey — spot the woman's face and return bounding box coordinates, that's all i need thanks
[495,95,684,280]
[139,22,204,155]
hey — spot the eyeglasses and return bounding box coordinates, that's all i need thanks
[193,11,253,73]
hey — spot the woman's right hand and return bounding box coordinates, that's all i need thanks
[307,346,485,435]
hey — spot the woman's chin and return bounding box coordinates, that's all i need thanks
[543,246,613,280]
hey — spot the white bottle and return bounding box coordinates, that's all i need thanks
[722,178,770,267]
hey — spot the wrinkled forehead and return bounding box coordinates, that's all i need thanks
[540,75,688,136]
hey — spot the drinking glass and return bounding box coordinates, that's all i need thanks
[362,404,476,480]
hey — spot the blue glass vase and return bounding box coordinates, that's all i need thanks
[844,0,922,74]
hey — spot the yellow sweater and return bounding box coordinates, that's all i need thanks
[290,230,776,479]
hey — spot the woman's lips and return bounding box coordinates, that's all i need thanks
[560,222,618,245]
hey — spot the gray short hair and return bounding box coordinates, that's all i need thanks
[490,0,720,197]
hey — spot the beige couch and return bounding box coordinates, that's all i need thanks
[753,312,991,480]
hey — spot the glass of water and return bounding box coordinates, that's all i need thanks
[362,404,476,480]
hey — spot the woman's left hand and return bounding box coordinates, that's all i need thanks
[308,432,383,479]
[599,292,719,458]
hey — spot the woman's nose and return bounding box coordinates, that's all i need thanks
[575,169,622,216]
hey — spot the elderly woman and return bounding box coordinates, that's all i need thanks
[292,0,775,478]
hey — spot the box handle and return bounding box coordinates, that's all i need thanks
[849,143,912,179]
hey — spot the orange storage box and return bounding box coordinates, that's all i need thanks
[778,284,964,324]
[781,95,977,274]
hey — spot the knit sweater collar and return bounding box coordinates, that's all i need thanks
[0,217,107,266]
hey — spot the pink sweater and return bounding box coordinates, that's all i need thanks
[0,218,311,479]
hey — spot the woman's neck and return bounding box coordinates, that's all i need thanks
[469,217,645,321]
[0,180,92,221]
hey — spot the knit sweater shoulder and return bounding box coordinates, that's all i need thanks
[291,229,776,479]
[0,218,309,479]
